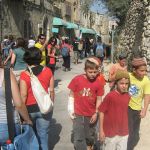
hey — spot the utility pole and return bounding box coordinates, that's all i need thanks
[0,0,3,42]
[111,25,115,63]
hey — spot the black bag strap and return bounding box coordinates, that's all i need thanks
[4,68,15,142]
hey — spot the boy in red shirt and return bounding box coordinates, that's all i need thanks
[99,70,130,150]
[68,57,104,150]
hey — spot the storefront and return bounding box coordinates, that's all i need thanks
[80,27,96,39]
[52,17,67,36]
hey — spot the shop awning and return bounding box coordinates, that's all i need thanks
[80,27,96,34]
[52,17,67,26]
[52,27,59,33]
[66,22,78,29]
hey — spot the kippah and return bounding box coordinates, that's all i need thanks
[115,70,129,81]
[87,57,101,66]
[131,57,147,67]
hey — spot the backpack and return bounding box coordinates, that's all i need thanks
[61,46,69,57]
[28,67,53,114]
[95,43,104,57]
[2,41,14,58]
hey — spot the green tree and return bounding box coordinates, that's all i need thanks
[80,0,93,15]
[100,0,131,27]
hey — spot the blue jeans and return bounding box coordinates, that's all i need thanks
[0,123,20,149]
[30,111,53,150]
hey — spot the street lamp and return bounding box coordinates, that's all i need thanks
[111,25,115,63]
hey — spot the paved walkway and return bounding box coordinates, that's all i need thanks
[48,57,150,150]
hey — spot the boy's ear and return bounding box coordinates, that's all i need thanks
[132,68,136,74]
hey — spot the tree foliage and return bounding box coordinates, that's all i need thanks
[80,0,93,15]
[81,0,131,27]
[100,0,131,26]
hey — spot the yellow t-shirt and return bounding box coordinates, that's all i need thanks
[35,42,46,66]
[129,73,150,110]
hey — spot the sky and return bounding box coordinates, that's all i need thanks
[90,1,108,14]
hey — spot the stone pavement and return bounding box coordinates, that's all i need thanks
[48,57,150,150]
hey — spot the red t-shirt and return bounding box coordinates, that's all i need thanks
[68,75,104,116]
[99,90,130,137]
[47,44,56,64]
[20,67,53,106]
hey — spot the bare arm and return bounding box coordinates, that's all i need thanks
[140,94,150,118]
[99,112,105,142]
[10,70,31,124]
[4,49,13,65]
[10,52,16,66]
[49,75,55,102]
[90,96,102,124]
[20,79,28,104]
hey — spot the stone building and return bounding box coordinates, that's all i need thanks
[1,0,53,40]
[52,0,81,38]
[0,0,110,42]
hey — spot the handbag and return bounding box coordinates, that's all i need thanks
[4,68,39,150]
[28,66,53,114]
[13,125,39,150]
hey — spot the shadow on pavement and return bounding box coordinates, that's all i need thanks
[48,118,62,150]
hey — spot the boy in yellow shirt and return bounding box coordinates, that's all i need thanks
[127,57,150,150]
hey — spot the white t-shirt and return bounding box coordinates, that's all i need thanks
[28,39,35,48]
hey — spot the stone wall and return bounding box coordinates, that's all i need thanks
[142,1,150,62]
[117,0,150,66]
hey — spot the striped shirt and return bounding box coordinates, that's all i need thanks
[0,81,19,124]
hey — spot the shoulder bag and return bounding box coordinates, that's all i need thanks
[28,66,53,114]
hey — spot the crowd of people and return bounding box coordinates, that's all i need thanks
[0,34,106,73]
[0,33,150,150]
